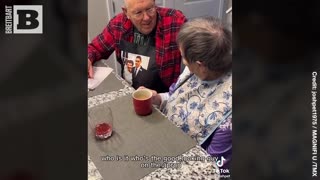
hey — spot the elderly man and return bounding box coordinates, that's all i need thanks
[88,0,186,93]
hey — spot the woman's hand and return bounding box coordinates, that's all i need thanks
[137,86,162,106]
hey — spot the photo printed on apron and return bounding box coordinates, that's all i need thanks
[119,29,167,93]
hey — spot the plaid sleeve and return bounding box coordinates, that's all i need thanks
[88,15,123,63]
[157,8,187,87]
[172,10,187,84]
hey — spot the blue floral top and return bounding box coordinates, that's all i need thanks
[162,67,232,144]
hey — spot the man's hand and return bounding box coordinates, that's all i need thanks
[88,59,93,78]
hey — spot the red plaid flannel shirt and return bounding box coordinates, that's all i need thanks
[88,7,186,88]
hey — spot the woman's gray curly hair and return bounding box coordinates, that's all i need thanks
[177,16,232,73]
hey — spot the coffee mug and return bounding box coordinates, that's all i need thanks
[132,89,153,116]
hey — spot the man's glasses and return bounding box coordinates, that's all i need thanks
[132,6,156,19]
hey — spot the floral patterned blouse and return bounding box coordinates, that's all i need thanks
[160,67,232,145]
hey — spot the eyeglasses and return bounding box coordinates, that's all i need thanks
[131,6,156,19]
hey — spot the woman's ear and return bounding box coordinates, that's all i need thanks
[196,61,207,73]
[196,61,203,67]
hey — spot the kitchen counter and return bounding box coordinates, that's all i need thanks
[88,71,220,180]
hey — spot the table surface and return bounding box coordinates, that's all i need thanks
[88,64,220,180]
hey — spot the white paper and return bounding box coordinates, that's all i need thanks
[88,67,113,90]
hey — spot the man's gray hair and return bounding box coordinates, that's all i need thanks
[177,16,232,72]
[123,0,155,8]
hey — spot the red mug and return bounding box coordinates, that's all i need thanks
[132,89,153,116]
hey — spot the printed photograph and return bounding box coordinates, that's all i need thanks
[122,51,150,85]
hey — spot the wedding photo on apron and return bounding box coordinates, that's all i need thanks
[119,29,167,93]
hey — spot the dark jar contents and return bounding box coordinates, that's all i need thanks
[95,123,112,140]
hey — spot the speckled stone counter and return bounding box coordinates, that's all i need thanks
[88,72,220,180]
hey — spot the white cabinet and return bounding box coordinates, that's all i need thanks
[222,0,232,32]
[174,0,224,19]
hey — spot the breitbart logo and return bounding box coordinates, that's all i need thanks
[5,5,43,34]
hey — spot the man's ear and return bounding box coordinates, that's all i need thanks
[122,7,130,19]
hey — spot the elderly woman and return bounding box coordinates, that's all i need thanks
[144,17,232,169]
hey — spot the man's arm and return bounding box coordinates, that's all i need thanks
[88,23,117,63]
[88,17,120,78]
[88,59,93,78]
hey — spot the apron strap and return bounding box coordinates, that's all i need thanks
[199,109,232,145]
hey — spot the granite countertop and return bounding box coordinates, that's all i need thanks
[88,71,220,180]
